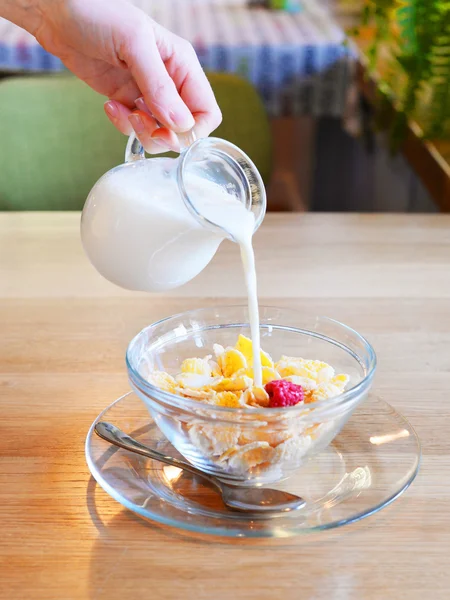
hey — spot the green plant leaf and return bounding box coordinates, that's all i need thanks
[354,0,450,142]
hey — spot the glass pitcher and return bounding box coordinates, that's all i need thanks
[81,132,266,292]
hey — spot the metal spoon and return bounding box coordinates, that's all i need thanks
[94,421,306,516]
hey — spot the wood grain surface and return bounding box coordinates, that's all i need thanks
[1,212,450,600]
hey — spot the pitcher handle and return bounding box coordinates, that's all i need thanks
[125,129,197,163]
[125,133,146,163]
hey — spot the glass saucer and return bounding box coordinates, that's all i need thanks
[85,391,420,538]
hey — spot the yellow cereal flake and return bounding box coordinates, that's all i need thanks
[284,375,317,391]
[208,359,222,377]
[202,425,240,455]
[275,358,303,378]
[304,390,316,404]
[235,334,274,368]
[175,386,216,400]
[276,357,335,382]
[261,367,279,385]
[332,374,350,389]
[253,385,269,402]
[215,391,242,408]
[242,366,280,386]
[227,441,273,470]
[148,371,177,392]
[181,357,211,377]
[218,347,248,378]
[213,344,225,358]
[275,355,302,364]
[242,386,270,408]
[303,360,335,381]
[176,372,218,389]
[276,360,313,380]
[272,436,312,464]
[217,446,240,462]
[212,375,253,392]
[303,359,329,371]
[252,386,270,407]
[303,423,321,438]
[310,382,342,402]
[242,389,255,406]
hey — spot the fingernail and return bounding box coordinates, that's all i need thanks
[151,138,166,150]
[104,101,118,119]
[169,109,195,132]
[135,97,149,114]
[129,113,145,135]
[151,132,169,150]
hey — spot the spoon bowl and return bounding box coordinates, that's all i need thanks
[219,486,306,514]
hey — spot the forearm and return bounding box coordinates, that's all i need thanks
[0,0,54,35]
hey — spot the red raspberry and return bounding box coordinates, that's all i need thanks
[265,379,304,408]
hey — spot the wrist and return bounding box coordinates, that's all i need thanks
[1,0,49,36]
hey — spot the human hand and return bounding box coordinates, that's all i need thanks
[30,0,222,152]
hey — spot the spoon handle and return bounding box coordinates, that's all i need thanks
[94,421,221,486]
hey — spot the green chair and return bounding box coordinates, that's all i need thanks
[0,73,271,210]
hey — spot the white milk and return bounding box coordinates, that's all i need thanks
[192,188,263,387]
[82,159,263,386]
[239,240,263,388]
[82,161,223,292]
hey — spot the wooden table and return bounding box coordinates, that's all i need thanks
[1,212,450,599]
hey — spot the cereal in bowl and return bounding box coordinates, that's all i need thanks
[148,335,349,407]
[147,335,350,479]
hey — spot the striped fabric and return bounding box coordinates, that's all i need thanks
[0,0,353,116]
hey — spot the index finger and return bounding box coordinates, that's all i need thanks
[153,28,222,137]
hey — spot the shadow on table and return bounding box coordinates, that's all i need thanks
[85,474,405,599]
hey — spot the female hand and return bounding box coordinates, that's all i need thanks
[4,0,222,152]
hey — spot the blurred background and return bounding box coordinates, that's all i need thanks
[0,0,449,213]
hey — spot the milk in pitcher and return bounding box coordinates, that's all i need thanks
[81,136,265,386]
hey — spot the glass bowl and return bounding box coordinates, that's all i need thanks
[126,306,377,485]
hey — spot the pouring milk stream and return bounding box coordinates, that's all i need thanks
[81,134,266,386]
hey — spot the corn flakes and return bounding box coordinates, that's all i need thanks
[181,357,212,377]
[235,334,274,368]
[148,336,350,477]
[217,347,247,378]
[149,337,349,409]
